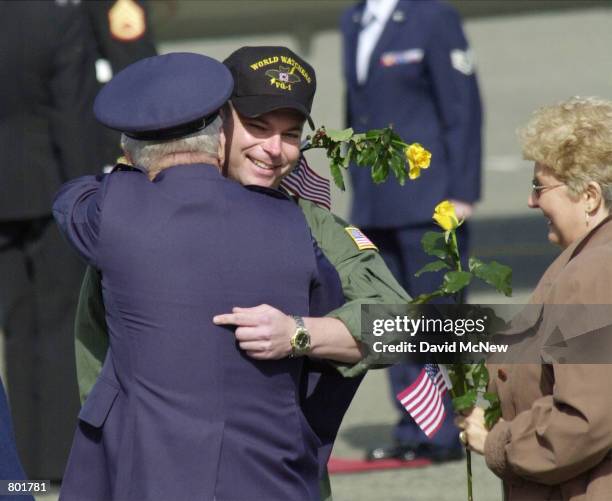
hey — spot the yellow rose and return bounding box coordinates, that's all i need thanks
[405,143,432,179]
[433,200,460,231]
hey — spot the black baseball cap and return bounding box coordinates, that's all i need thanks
[223,46,316,129]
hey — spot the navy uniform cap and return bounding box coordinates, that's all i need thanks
[94,52,234,140]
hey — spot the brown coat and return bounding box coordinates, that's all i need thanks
[485,217,612,501]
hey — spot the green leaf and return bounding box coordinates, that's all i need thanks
[355,148,366,165]
[365,128,386,139]
[349,144,360,165]
[469,361,489,389]
[445,363,465,393]
[421,231,448,259]
[452,389,478,412]
[389,152,406,186]
[469,258,513,297]
[441,271,472,294]
[325,128,354,142]
[371,156,389,184]
[448,230,460,262]
[388,129,405,144]
[381,127,393,146]
[329,162,345,191]
[341,145,353,168]
[467,256,483,273]
[483,393,502,429]
[356,145,377,167]
[483,392,499,407]
[414,260,450,277]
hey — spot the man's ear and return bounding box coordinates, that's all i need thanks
[220,105,233,177]
[123,150,133,166]
[217,128,226,170]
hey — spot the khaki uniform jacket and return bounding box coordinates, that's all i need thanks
[485,217,612,501]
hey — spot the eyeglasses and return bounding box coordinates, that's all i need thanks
[531,180,565,199]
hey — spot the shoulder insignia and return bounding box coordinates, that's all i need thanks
[345,226,378,252]
[108,0,146,42]
[450,48,475,76]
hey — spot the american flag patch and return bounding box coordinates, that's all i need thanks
[344,226,378,251]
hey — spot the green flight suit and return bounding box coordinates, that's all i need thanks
[73,196,411,500]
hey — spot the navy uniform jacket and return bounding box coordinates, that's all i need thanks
[0,1,101,219]
[342,0,482,228]
[53,165,324,501]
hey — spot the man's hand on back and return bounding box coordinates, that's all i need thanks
[213,304,294,359]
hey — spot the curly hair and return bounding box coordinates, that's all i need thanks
[518,97,612,205]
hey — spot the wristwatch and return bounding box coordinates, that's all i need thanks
[289,315,311,357]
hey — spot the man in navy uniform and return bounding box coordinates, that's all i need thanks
[54,52,359,501]
[341,0,483,461]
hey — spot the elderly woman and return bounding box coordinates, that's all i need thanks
[457,97,612,500]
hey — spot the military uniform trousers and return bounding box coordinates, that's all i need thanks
[0,217,81,480]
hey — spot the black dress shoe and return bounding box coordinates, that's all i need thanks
[366,443,464,463]
[365,443,419,461]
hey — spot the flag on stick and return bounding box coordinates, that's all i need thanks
[281,154,331,210]
[396,364,451,438]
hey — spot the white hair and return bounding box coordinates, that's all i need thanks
[120,116,222,172]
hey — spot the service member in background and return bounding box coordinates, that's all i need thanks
[0,1,102,481]
[73,46,411,500]
[0,0,156,481]
[341,0,483,463]
[83,0,157,168]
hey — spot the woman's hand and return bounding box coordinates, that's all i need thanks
[455,406,492,455]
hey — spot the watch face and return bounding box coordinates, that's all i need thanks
[294,328,310,350]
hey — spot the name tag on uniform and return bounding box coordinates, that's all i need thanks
[380,49,424,67]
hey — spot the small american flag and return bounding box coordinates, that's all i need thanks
[280,154,331,210]
[396,364,451,439]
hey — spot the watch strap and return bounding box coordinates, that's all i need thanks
[292,315,305,329]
